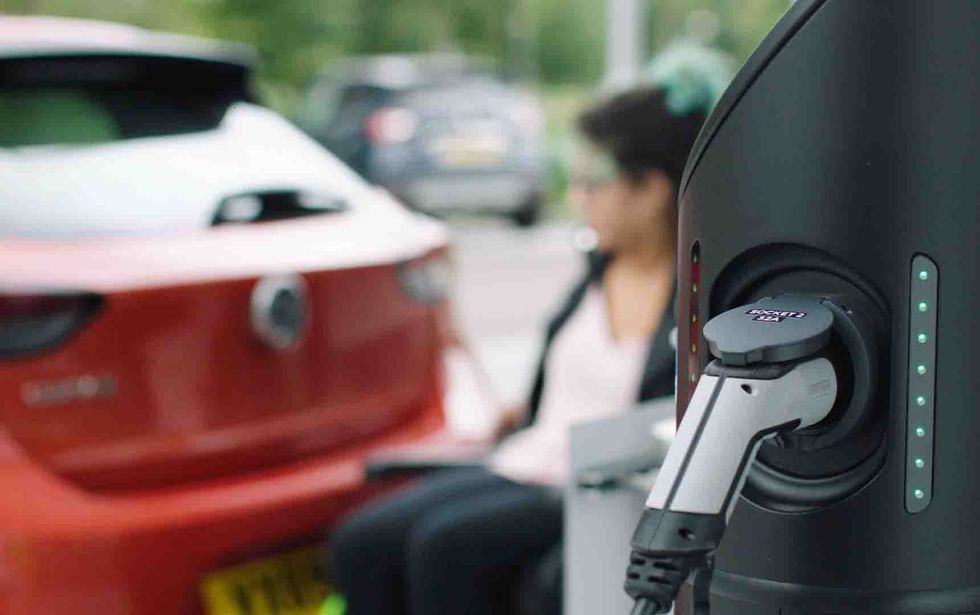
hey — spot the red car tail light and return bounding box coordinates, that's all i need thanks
[0,291,101,357]
[398,251,499,439]
[398,255,452,305]
[364,107,419,145]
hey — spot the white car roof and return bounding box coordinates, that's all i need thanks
[0,15,255,65]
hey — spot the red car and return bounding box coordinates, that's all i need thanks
[0,17,464,614]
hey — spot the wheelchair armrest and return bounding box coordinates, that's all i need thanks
[573,452,664,489]
[363,430,493,481]
[364,458,486,480]
[570,398,675,489]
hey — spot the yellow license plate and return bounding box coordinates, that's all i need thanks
[201,546,331,615]
[441,147,505,168]
[435,134,508,168]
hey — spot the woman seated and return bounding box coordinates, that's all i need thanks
[330,81,711,615]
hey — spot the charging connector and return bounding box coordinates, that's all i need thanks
[624,296,839,613]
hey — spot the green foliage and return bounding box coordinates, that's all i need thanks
[2,0,791,112]
[532,0,604,84]
[648,0,791,60]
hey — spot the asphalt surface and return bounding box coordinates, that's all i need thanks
[447,217,584,407]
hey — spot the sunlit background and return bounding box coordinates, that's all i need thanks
[2,0,790,211]
[0,2,803,612]
[0,0,794,407]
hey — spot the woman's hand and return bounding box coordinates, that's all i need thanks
[493,404,529,441]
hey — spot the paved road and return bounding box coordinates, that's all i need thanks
[447,218,585,407]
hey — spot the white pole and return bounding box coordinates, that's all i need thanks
[604,0,647,91]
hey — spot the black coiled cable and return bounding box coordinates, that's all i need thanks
[626,553,714,615]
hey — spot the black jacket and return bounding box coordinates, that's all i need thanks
[526,252,677,424]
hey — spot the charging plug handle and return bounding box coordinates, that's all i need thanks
[624,296,839,613]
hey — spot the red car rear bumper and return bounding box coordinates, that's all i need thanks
[0,404,444,615]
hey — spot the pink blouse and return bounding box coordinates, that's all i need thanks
[491,286,648,486]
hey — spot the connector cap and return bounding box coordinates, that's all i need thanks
[703,295,833,366]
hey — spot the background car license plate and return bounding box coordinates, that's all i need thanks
[201,546,330,615]
[430,131,509,169]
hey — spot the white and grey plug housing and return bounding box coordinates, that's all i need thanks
[625,295,840,615]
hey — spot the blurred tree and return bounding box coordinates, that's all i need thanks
[647,0,790,60]
[1,0,790,109]
[0,0,197,32]
[350,0,506,57]
[531,0,604,84]
[189,0,354,112]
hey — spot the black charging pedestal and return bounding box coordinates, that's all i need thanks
[675,1,980,613]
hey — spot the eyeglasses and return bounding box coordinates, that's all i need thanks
[569,146,619,192]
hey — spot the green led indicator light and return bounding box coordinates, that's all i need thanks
[692,314,698,323]
[692,284,698,294]
[908,258,936,512]
[692,253,699,264]
[691,344,698,353]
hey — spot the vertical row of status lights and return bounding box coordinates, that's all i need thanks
[906,255,938,514]
[688,241,702,407]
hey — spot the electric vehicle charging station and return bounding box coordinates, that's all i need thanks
[617,0,980,613]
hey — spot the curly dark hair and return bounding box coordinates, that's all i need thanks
[577,86,707,192]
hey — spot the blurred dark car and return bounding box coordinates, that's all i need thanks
[297,54,549,226]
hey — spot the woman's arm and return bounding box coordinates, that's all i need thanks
[494,403,530,441]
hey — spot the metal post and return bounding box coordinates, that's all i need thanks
[503,0,535,83]
[604,0,647,90]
